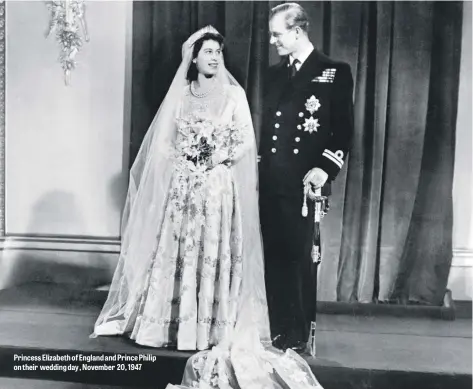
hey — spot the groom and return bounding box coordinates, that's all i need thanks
[259,3,354,353]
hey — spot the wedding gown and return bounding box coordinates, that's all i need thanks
[128,84,252,350]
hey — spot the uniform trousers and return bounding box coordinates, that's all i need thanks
[259,191,318,346]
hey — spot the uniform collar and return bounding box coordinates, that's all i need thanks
[289,43,314,67]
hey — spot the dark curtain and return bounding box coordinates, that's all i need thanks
[333,2,462,305]
[130,1,463,306]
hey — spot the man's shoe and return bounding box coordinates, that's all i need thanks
[289,340,307,355]
[271,334,286,350]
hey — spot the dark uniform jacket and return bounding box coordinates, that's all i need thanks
[259,49,354,197]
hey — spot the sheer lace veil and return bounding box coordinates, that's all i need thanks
[91,26,271,347]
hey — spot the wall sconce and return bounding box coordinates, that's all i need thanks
[45,0,89,85]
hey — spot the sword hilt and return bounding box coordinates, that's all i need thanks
[302,185,328,218]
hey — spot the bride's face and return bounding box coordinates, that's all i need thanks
[194,40,222,77]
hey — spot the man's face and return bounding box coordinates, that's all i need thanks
[269,13,297,56]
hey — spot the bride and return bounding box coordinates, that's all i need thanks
[92,26,323,388]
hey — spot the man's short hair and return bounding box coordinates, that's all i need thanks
[270,3,310,33]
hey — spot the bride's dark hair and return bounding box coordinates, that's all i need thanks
[187,32,225,81]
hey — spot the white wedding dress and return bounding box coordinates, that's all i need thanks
[126,84,253,350]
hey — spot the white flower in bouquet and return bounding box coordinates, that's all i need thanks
[176,116,245,172]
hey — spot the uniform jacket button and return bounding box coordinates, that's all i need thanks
[271,148,277,153]
[295,137,300,142]
[297,125,302,130]
[293,149,299,154]
[276,111,282,116]
[273,135,278,140]
[298,112,304,117]
[274,123,280,128]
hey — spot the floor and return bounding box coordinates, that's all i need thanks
[0,282,471,389]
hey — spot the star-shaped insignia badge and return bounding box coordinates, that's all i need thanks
[305,95,321,114]
[303,116,320,134]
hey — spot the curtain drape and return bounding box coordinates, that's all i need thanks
[332,1,462,305]
[130,1,463,306]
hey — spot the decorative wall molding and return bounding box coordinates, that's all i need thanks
[452,248,473,267]
[0,236,120,253]
[0,237,119,291]
[0,0,5,237]
[448,248,473,301]
[0,2,126,292]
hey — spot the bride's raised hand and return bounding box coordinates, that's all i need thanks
[181,39,194,63]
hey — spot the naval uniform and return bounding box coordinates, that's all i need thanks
[259,48,354,349]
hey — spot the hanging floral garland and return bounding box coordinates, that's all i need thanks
[45,0,89,85]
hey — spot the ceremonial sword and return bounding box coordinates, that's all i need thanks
[302,184,328,357]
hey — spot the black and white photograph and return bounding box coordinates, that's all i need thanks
[0,1,471,388]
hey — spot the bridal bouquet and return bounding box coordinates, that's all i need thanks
[176,115,245,173]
